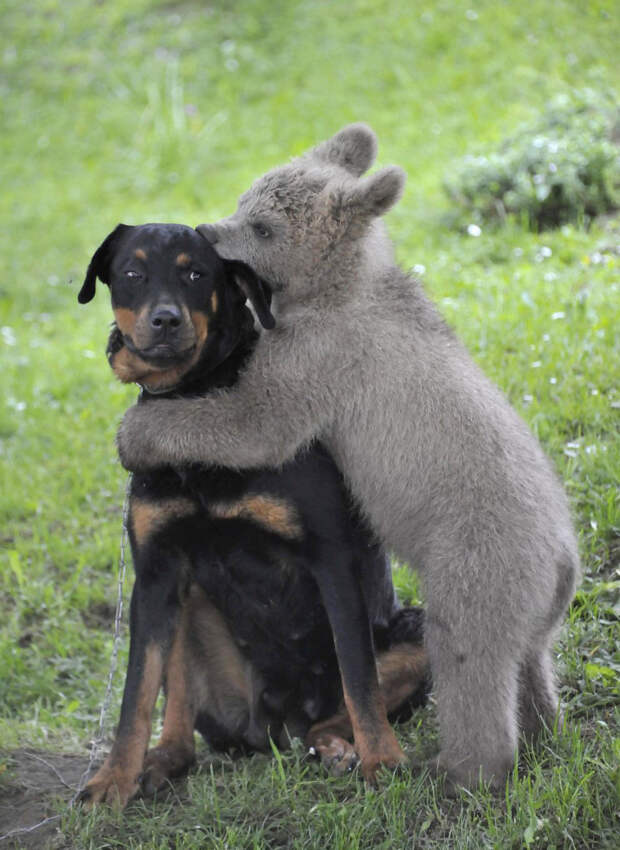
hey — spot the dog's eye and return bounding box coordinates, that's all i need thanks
[189,270,201,281]
[125,270,142,280]
[252,222,272,239]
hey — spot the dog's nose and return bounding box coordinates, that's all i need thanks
[150,306,182,330]
[197,223,218,245]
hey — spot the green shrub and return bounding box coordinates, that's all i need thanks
[444,89,620,230]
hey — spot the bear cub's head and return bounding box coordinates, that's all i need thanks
[198,124,406,304]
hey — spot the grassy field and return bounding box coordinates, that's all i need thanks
[1,0,618,847]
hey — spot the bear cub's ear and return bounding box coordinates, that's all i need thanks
[309,123,378,177]
[329,166,406,223]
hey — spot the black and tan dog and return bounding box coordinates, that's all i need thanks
[77,223,429,806]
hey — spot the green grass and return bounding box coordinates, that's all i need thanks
[1,0,618,847]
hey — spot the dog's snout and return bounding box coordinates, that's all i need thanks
[197,224,218,245]
[150,306,182,330]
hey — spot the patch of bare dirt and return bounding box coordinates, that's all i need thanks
[0,749,90,849]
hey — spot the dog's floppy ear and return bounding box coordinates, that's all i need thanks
[78,224,132,304]
[223,259,275,330]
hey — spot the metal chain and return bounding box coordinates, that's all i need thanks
[73,471,133,800]
[0,473,132,844]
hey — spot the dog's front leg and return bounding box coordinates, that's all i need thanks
[306,550,407,784]
[79,557,183,808]
[139,586,201,796]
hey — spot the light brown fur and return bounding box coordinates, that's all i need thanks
[130,497,196,547]
[108,310,208,392]
[210,494,302,539]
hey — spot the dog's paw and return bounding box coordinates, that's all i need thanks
[77,764,140,809]
[309,735,360,776]
[359,743,409,786]
[140,745,195,796]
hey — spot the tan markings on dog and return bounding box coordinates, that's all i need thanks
[126,642,163,753]
[134,248,147,261]
[211,291,218,313]
[306,705,352,750]
[81,642,163,806]
[109,346,152,383]
[187,584,251,702]
[210,495,302,539]
[131,497,197,547]
[175,252,191,267]
[190,310,209,346]
[307,642,426,780]
[376,642,429,712]
[114,305,158,346]
[180,584,267,744]
[160,596,195,751]
[144,601,196,786]
[340,680,406,784]
[113,307,138,336]
[109,338,206,392]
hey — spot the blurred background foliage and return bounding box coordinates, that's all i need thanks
[1,0,619,303]
[445,88,619,229]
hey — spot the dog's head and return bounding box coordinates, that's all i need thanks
[79,223,274,393]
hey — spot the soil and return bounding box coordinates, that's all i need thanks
[0,749,91,849]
